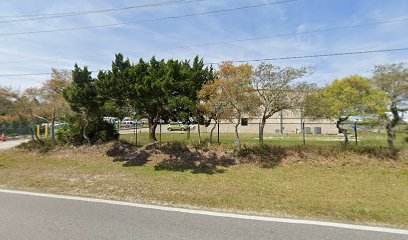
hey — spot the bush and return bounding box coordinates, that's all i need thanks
[56,123,83,144]
[57,115,119,145]
[18,139,58,153]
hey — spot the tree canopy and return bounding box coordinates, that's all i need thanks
[372,63,408,152]
[252,63,312,143]
[305,75,387,144]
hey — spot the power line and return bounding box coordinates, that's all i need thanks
[1,16,407,65]
[0,0,209,23]
[0,0,297,37]
[1,47,407,77]
[205,47,408,65]
[0,72,52,77]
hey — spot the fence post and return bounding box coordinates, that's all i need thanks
[133,122,136,146]
[302,121,306,146]
[354,121,358,146]
[159,122,162,144]
[217,120,220,145]
[44,124,48,138]
[135,122,138,146]
[36,125,40,138]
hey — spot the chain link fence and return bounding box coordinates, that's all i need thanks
[0,122,32,139]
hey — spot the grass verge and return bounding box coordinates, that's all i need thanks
[0,143,407,228]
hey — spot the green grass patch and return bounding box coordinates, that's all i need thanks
[121,131,408,149]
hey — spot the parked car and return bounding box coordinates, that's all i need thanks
[103,117,118,124]
[167,122,190,131]
[122,120,136,126]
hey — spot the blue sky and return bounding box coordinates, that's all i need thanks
[0,0,407,89]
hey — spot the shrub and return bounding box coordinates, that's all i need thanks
[57,115,119,145]
[18,139,58,153]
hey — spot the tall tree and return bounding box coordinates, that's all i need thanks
[96,54,132,120]
[252,63,311,144]
[217,62,260,150]
[64,65,99,145]
[128,56,213,143]
[304,75,387,144]
[372,63,408,152]
[40,69,71,138]
[129,57,170,142]
[167,57,214,143]
[198,79,232,144]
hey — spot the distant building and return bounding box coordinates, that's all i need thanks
[201,109,338,135]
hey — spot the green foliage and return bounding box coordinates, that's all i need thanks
[372,63,408,151]
[64,64,99,115]
[64,56,213,144]
[56,123,82,144]
[56,115,119,145]
[0,121,31,136]
[96,54,132,119]
[305,75,387,120]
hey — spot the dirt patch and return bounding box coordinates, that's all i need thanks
[106,141,137,158]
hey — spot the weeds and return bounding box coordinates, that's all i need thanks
[17,139,58,153]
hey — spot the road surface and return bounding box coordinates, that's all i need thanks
[0,139,30,150]
[0,190,406,240]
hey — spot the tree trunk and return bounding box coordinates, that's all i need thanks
[259,116,266,144]
[148,118,158,142]
[386,100,400,154]
[31,115,40,141]
[336,117,349,145]
[209,121,217,144]
[29,125,35,140]
[197,123,201,145]
[51,108,56,139]
[83,117,91,145]
[235,119,241,151]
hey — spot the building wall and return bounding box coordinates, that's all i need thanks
[200,110,338,135]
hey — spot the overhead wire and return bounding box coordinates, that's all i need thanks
[0,0,209,23]
[1,16,407,65]
[1,47,407,77]
[0,0,297,37]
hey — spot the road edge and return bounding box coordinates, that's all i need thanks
[0,188,407,235]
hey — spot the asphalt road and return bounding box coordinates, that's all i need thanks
[0,191,406,240]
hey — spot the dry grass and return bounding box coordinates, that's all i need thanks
[0,143,407,228]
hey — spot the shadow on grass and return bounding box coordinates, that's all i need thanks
[238,144,288,168]
[109,142,235,174]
